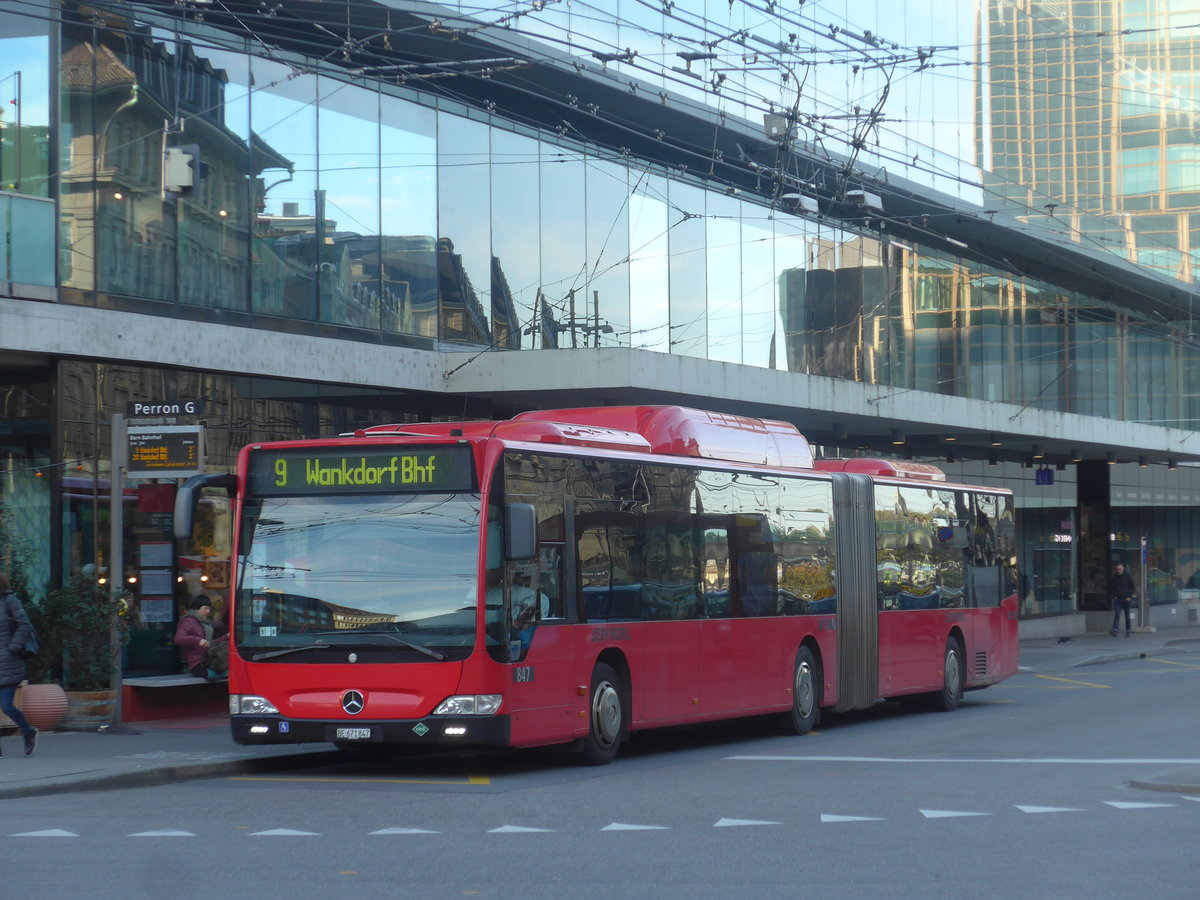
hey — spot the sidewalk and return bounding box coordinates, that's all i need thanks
[0,713,340,800]
[3,626,1198,800]
[1017,621,1200,673]
[1017,622,1200,795]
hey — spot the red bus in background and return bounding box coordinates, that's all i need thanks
[175,406,1019,764]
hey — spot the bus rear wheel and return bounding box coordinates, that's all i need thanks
[930,636,964,712]
[780,646,820,735]
[580,662,624,765]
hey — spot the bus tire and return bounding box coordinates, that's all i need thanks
[781,646,820,734]
[931,636,964,712]
[580,663,624,765]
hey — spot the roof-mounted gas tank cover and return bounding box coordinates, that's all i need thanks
[513,406,814,468]
[354,415,652,452]
[813,458,947,481]
[358,406,816,468]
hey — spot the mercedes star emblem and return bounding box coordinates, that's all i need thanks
[342,690,365,715]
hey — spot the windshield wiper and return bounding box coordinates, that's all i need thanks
[311,629,447,661]
[252,643,331,661]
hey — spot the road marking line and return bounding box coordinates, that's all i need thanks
[231,775,489,786]
[9,829,77,837]
[713,818,781,827]
[1015,806,1085,814]
[603,822,670,831]
[727,755,1200,764]
[489,825,555,833]
[370,827,439,835]
[1104,801,1177,809]
[250,828,320,836]
[821,814,884,823]
[1033,674,1111,688]
[129,830,196,837]
[1147,657,1200,669]
[921,809,990,818]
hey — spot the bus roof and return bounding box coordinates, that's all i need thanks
[360,405,815,469]
[813,458,948,481]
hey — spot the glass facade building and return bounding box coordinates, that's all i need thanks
[979,0,1200,283]
[3,1,1200,666]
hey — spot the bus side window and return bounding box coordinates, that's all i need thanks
[538,545,563,619]
[738,551,777,616]
[642,519,702,620]
[579,524,615,621]
[968,495,1003,608]
[702,527,731,617]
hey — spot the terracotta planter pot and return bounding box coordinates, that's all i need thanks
[15,682,70,732]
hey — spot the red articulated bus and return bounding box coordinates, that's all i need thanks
[174,406,1019,764]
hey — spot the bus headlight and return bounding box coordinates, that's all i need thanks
[432,694,502,716]
[231,694,279,715]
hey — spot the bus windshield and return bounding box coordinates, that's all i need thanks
[235,492,482,658]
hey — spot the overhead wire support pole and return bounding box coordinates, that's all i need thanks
[109,413,126,726]
[1139,535,1150,632]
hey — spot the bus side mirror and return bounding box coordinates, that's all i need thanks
[174,473,236,540]
[505,503,537,560]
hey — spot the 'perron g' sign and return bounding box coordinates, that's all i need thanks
[127,425,205,478]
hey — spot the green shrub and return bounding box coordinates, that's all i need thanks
[52,577,121,692]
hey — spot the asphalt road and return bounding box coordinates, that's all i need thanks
[3,650,1198,899]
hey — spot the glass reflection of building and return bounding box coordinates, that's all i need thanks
[972,0,1200,617]
[979,0,1200,283]
[4,0,1200,656]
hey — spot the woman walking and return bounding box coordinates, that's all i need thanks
[1,572,39,756]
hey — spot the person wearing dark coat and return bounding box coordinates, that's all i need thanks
[175,595,219,678]
[1110,563,1136,637]
[0,572,39,756]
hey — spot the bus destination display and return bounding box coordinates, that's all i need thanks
[249,446,473,495]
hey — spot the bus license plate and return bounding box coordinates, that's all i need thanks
[335,727,372,741]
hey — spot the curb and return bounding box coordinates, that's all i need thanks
[1071,644,1195,667]
[1128,780,1200,795]
[0,749,342,800]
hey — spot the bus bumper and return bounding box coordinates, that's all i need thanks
[231,714,512,748]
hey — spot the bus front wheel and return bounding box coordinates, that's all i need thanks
[580,662,624,765]
[781,646,820,735]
